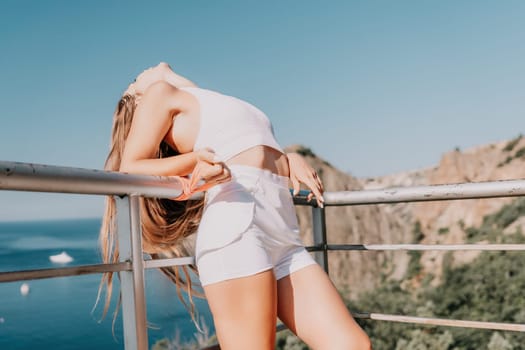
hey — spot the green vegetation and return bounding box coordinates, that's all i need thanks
[350,197,525,350]
[406,221,425,279]
[503,135,523,152]
[412,221,425,243]
[438,227,450,235]
[406,250,422,279]
[426,250,525,349]
[150,317,217,350]
[348,249,525,349]
[294,145,332,167]
[498,156,514,168]
[498,135,525,166]
[276,329,308,350]
[465,197,525,243]
[295,146,317,158]
[347,282,416,350]
[515,147,525,159]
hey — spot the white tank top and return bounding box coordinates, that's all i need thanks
[178,87,283,161]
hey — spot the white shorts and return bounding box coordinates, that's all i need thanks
[195,165,316,286]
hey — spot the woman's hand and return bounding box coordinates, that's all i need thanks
[173,150,230,201]
[193,160,231,187]
[287,152,325,208]
[191,148,231,190]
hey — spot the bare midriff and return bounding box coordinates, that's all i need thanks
[226,145,289,178]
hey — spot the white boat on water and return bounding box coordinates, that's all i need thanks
[49,251,73,264]
[20,283,30,296]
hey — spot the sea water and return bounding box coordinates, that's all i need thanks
[0,218,214,350]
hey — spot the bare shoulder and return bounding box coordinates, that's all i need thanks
[141,81,187,111]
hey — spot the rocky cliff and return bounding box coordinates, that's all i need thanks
[286,135,525,297]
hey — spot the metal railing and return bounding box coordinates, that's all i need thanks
[307,179,525,334]
[1,160,525,350]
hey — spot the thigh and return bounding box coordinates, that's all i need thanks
[277,264,371,350]
[204,270,277,350]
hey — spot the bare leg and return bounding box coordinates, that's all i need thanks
[203,269,277,350]
[277,264,372,350]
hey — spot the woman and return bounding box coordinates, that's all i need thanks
[100,62,371,349]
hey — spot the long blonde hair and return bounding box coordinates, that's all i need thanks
[97,94,204,324]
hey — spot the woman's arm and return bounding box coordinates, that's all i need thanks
[119,81,224,181]
[286,152,325,207]
[119,81,191,175]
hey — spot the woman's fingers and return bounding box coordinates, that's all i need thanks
[310,187,325,208]
[215,165,231,183]
[286,152,324,206]
[291,173,324,208]
[201,163,222,180]
[201,162,231,184]
[304,173,325,208]
[314,172,325,192]
[290,176,301,196]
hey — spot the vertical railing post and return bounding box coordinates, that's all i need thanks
[311,206,329,273]
[116,195,148,350]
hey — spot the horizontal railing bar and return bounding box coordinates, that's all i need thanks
[0,262,131,283]
[0,161,188,198]
[6,162,525,208]
[0,161,317,205]
[353,312,525,332]
[326,244,525,251]
[306,243,525,252]
[324,178,525,206]
[7,161,525,209]
[291,190,320,206]
[143,257,195,269]
[305,245,323,252]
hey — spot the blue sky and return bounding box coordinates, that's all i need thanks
[1,0,525,220]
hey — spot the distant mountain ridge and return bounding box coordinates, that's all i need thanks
[286,135,525,296]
